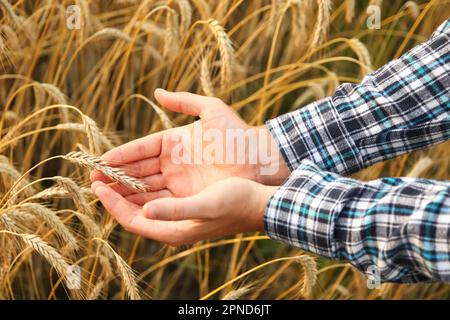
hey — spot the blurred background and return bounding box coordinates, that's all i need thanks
[0,0,449,299]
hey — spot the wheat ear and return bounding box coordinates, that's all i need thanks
[297,255,318,298]
[200,57,215,97]
[1,231,73,281]
[207,19,235,88]
[54,176,94,217]
[310,0,331,49]
[64,151,148,193]
[16,203,79,251]
[95,238,141,300]
[82,115,103,156]
[348,38,373,75]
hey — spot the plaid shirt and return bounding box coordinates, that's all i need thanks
[264,19,450,283]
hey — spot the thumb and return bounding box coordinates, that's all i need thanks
[154,89,212,117]
[143,194,213,221]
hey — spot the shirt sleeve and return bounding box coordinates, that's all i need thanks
[264,159,450,283]
[266,18,450,175]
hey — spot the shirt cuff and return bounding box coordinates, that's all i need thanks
[263,159,344,259]
[265,97,364,175]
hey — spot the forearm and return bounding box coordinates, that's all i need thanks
[264,159,450,283]
[266,18,450,176]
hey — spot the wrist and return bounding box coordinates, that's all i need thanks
[254,125,290,186]
[249,181,278,232]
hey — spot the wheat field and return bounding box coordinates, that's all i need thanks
[0,0,449,300]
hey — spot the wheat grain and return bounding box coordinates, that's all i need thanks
[345,0,355,23]
[64,151,148,193]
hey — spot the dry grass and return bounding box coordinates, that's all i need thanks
[0,0,449,300]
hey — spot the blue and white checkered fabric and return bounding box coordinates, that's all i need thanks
[264,19,450,283]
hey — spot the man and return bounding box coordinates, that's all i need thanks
[91,18,450,283]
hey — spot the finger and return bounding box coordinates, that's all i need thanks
[94,183,194,244]
[90,157,160,185]
[126,189,173,206]
[143,193,214,221]
[101,174,166,197]
[101,131,163,164]
[154,89,215,117]
[90,170,112,184]
[120,157,160,178]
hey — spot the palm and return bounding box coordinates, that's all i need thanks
[91,91,261,204]
[159,108,257,197]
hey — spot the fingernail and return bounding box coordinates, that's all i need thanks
[155,88,167,97]
[91,181,104,193]
[94,186,108,197]
[143,204,157,218]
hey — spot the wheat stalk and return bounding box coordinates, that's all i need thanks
[64,151,148,193]
[345,0,356,23]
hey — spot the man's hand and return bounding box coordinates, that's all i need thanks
[91,178,277,246]
[90,89,289,205]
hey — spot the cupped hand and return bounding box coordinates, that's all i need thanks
[90,89,289,205]
[91,177,277,246]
